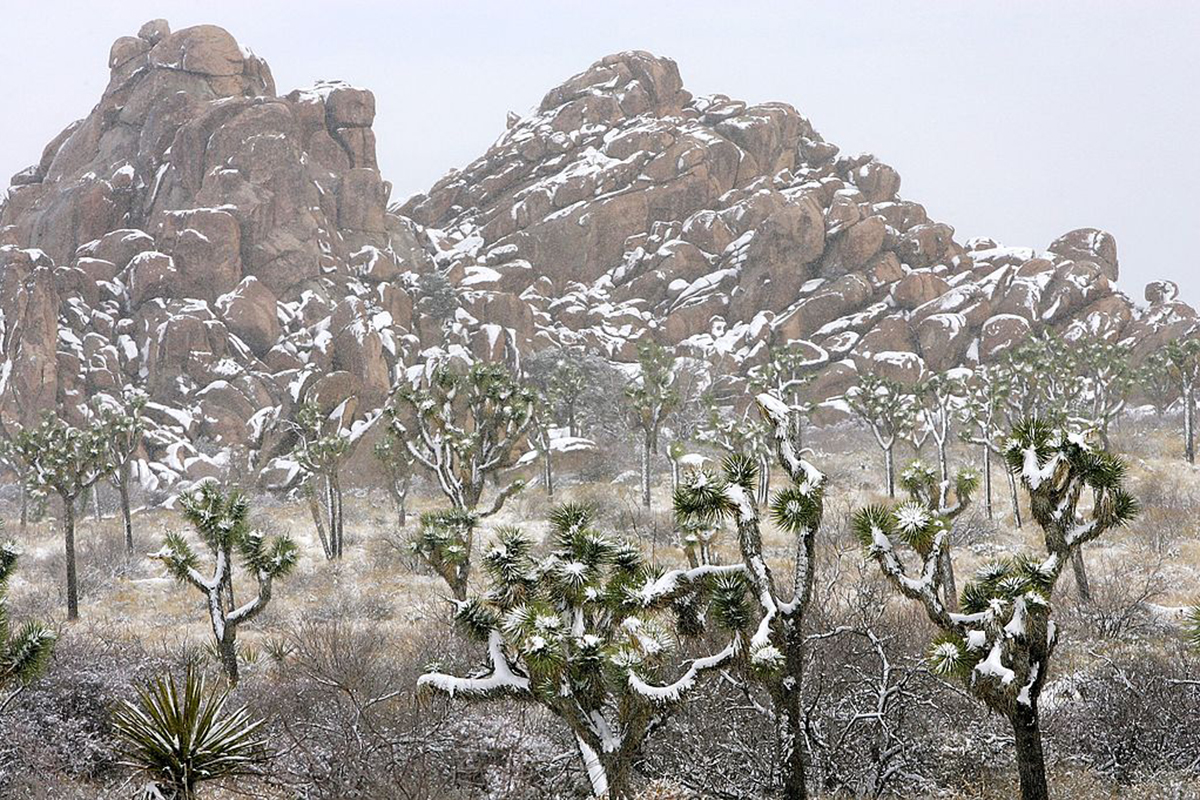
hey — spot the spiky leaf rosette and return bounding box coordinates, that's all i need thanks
[769,483,822,535]
[850,504,896,552]
[673,469,732,527]
[237,528,298,579]
[548,503,596,548]
[0,540,56,688]
[955,468,980,502]
[709,572,751,633]
[900,460,936,497]
[1185,606,1200,651]
[928,632,974,678]
[112,664,267,794]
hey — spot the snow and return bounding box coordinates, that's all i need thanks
[974,641,1015,685]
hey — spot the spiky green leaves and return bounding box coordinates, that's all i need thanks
[0,541,56,690]
[769,483,822,535]
[7,411,113,502]
[959,555,1054,615]
[412,509,477,569]
[928,633,973,678]
[178,483,252,551]
[112,664,268,794]
[237,529,298,580]
[157,531,200,584]
[850,504,895,552]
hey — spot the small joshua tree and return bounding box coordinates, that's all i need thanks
[846,373,915,497]
[418,503,741,798]
[1164,338,1200,464]
[1139,348,1178,419]
[151,484,297,685]
[625,342,681,509]
[290,401,353,560]
[389,361,533,515]
[96,387,147,554]
[0,535,56,715]
[9,412,113,620]
[852,418,1137,800]
[409,508,478,600]
[373,426,414,528]
[674,393,827,799]
[1072,337,1134,446]
[113,663,268,799]
[749,341,821,451]
[914,372,964,485]
[899,459,977,609]
[960,365,1016,523]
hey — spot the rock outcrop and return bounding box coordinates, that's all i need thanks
[0,24,1195,493]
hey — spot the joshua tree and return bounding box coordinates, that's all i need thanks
[113,663,269,799]
[960,365,1014,522]
[1164,338,1200,464]
[97,387,147,554]
[846,374,915,497]
[389,361,533,515]
[851,418,1137,800]
[373,426,414,528]
[8,412,113,620]
[418,503,741,798]
[1072,337,1134,446]
[624,342,681,509]
[898,460,977,609]
[528,390,557,498]
[698,394,772,504]
[289,401,353,560]
[409,508,478,600]
[0,536,56,715]
[674,393,827,799]
[749,341,822,451]
[914,372,964,484]
[151,484,297,684]
[1139,348,1179,419]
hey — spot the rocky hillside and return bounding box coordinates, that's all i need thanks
[0,21,1194,492]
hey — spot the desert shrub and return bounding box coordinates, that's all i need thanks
[0,628,178,796]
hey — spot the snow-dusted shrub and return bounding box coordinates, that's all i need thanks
[418,502,741,798]
[852,417,1138,800]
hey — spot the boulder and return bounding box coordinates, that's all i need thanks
[216,276,280,356]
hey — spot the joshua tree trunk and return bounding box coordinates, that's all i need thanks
[19,483,28,536]
[118,474,133,554]
[63,495,79,621]
[218,635,239,686]
[941,548,959,611]
[641,432,652,509]
[982,443,993,519]
[1010,704,1049,800]
[884,446,895,498]
[1007,469,1023,528]
[92,484,102,522]
[332,472,344,559]
[1186,386,1196,464]
[776,662,808,799]
[1071,548,1092,603]
[61,496,81,623]
[543,445,555,498]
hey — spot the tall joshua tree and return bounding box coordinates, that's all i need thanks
[419,503,742,798]
[9,412,112,620]
[373,426,414,529]
[846,374,914,497]
[625,342,680,509]
[851,418,1137,800]
[960,365,1014,523]
[0,535,56,715]
[97,388,147,554]
[1164,338,1200,464]
[151,484,297,684]
[389,361,534,515]
[674,393,827,799]
[290,401,353,560]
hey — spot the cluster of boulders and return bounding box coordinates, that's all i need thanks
[1,24,1195,491]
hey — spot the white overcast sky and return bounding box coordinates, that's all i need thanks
[2,1,1197,303]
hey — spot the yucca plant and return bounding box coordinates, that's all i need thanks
[1,536,56,714]
[419,501,740,798]
[113,664,268,799]
[852,418,1137,800]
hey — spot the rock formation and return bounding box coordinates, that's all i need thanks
[0,22,1194,491]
